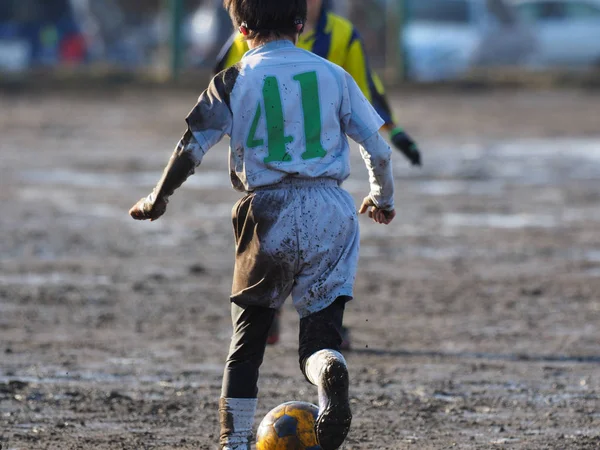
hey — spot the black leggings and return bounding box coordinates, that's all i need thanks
[221,297,347,399]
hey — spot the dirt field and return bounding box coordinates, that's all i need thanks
[1,87,599,450]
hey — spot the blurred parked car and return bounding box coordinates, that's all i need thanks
[403,0,536,81]
[71,0,165,67]
[185,0,233,68]
[0,0,89,71]
[84,0,232,69]
[512,0,600,69]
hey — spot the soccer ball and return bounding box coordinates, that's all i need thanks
[256,401,321,450]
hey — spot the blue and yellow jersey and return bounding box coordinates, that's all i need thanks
[214,8,396,127]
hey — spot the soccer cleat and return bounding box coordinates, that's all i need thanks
[266,310,281,345]
[314,358,352,450]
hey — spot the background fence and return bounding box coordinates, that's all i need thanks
[1,0,600,85]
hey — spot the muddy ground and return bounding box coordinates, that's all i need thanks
[1,87,599,449]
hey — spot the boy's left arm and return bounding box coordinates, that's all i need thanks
[344,30,421,167]
[129,67,237,221]
[129,131,201,221]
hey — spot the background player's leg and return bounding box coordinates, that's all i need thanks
[220,303,276,450]
[298,297,352,450]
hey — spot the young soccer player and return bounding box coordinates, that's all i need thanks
[215,0,420,168]
[216,0,418,348]
[129,0,395,448]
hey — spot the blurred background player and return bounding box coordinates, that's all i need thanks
[214,0,419,349]
[129,0,396,447]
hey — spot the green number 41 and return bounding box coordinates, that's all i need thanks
[246,71,327,163]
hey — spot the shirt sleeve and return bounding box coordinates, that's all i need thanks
[358,132,394,210]
[138,66,239,216]
[183,66,239,162]
[340,70,385,144]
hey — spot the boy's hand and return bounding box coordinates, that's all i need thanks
[390,127,421,166]
[359,196,395,225]
[129,196,166,221]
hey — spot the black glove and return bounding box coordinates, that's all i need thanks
[390,127,421,166]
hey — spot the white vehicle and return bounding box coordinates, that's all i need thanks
[402,0,536,81]
[512,0,600,68]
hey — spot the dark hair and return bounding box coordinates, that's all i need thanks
[224,0,307,41]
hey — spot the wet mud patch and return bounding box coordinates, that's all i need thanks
[1,89,599,449]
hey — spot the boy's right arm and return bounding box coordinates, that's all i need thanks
[356,132,395,225]
[340,73,395,224]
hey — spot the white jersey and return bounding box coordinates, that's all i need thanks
[179,39,393,208]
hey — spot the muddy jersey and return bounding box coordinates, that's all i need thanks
[179,39,391,206]
[215,7,397,126]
